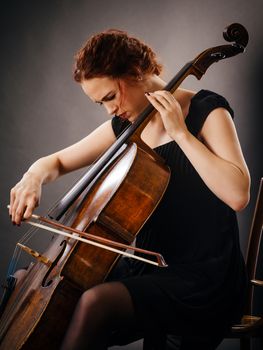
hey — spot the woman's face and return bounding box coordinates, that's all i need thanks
[81,76,148,122]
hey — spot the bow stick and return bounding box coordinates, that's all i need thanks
[7,206,167,267]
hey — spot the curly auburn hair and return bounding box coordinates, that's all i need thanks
[73,29,163,82]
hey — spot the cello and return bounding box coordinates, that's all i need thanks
[0,23,249,349]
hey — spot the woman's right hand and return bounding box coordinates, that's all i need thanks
[9,172,42,225]
[8,120,117,225]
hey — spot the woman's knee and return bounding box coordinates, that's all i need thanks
[78,285,105,315]
[77,282,134,325]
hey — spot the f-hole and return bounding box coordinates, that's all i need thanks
[42,240,67,287]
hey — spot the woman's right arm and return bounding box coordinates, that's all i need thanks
[9,120,116,224]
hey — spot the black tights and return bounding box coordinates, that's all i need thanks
[60,281,139,350]
[59,257,221,350]
[59,280,222,350]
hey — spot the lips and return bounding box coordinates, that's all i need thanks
[118,112,128,119]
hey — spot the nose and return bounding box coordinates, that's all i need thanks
[104,102,118,116]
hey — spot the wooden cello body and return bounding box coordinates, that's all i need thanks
[0,142,170,349]
[0,23,248,349]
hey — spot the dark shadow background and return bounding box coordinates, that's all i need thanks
[0,0,262,349]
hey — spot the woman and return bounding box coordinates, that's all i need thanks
[9,29,250,349]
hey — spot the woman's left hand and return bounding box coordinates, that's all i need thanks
[145,90,188,141]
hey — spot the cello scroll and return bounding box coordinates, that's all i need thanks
[191,23,249,80]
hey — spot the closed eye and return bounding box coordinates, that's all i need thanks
[103,94,116,102]
[95,93,116,106]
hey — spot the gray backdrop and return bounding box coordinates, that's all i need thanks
[0,0,262,349]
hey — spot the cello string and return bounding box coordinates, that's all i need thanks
[7,225,41,277]
[0,228,44,333]
[6,204,56,277]
[0,227,39,334]
[1,217,67,336]
[0,250,48,338]
[0,219,60,335]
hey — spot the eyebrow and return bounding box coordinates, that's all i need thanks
[95,91,114,103]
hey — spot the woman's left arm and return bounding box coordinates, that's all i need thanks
[146,91,250,211]
[178,107,250,211]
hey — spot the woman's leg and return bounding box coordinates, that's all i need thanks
[60,281,137,350]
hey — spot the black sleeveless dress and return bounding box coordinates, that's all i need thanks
[110,90,247,336]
